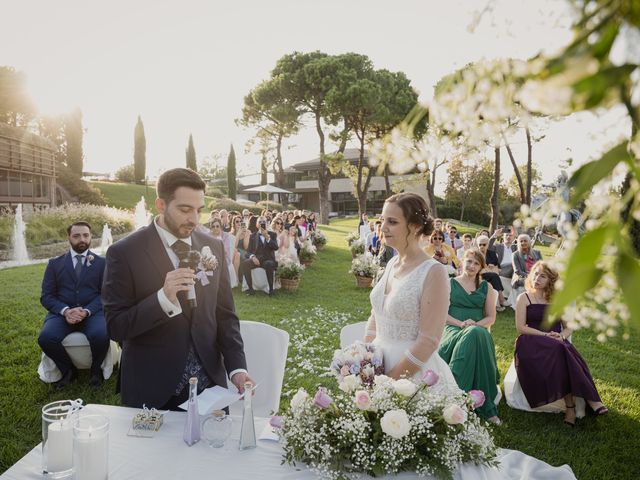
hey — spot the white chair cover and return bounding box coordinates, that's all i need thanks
[340,321,368,348]
[241,268,280,293]
[504,348,586,418]
[228,320,289,417]
[37,332,121,383]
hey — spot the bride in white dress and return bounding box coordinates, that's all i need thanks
[364,193,576,480]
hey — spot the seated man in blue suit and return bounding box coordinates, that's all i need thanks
[38,221,109,389]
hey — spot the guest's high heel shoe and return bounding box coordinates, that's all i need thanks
[564,405,576,427]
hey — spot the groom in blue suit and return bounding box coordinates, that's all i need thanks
[38,221,109,389]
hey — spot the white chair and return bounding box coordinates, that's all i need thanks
[503,337,586,418]
[37,332,121,383]
[340,321,368,348]
[241,268,280,293]
[228,320,289,417]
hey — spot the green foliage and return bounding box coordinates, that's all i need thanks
[90,181,157,212]
[0,66,35,126]
[57,166,105,205]
[276,260,305,280]
[208,197,261,214]
[185,133,197,171]
[114,164,135,183]
[227,144,237,200]
[65,107,84,175]
[255,200,283,211]
[205,185,226,198]
[133,115,146,183]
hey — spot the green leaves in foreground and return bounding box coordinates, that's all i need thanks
[568,141,631,205]
[549,225,610,317]
[617,253,640,328]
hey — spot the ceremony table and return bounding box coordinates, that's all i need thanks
[1,404,576,480]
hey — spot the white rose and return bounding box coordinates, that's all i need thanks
[443,404,468,425]
[380,409,411,439]
[339,374,361,393]
[290,388,309,410]
[393,378,418,397]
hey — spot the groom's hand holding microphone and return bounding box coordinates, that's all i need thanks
[162,268,195,305]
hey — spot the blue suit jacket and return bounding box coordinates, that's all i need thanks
[40,250,106,316]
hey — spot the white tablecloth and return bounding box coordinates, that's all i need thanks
[1,404,576,480]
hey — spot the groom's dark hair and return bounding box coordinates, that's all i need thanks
[156,168,206,202]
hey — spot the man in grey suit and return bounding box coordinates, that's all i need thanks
[489,227,518,306]
[102,168,253,409]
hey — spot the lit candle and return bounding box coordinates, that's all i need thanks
[73,416,109,480]
[46,420,73,473]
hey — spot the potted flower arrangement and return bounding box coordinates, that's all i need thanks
[349,254,379,288]
[276,259,305,292]
[272,343,497,479]
[299,240,317,267]
[311,230,327,250]
[345,230,359,246]
[349,239,365,259]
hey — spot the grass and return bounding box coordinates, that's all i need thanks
[90,181,216,214]
[1,218,639,478]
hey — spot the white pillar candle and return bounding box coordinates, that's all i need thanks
[73,427,108,480]
[46,420,73,473]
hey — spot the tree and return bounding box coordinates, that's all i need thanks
[65,107,84,176]
[0,66,35,127]
[227,144,237,200]
[185,134,196,171]
[490,147,501,232]
[37,114,67,166]
[273,51,373,224]
[115,164,135,183]
[444,156,497,223]
[134,116,146,183]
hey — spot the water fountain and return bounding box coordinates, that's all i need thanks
[11,204,29,263]
[98,223,113,254]
[134,196,151,230]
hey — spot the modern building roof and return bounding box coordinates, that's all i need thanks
[290,148,368,171]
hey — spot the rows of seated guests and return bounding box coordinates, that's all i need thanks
[199,208,317,295]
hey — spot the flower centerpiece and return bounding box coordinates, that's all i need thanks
[277,259,305,292]
[311,230,327,250]
[345,231,359,246]
[299,240,317,267]
[349,239,365,258]
[349,254,380,288]
[330,341,384,388]
[274,344,497,479]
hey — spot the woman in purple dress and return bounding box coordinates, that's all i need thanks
[514,261,608,426]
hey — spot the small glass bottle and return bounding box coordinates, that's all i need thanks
[238,382,256,450]
[202,410,233,448]
[183,377,201,446]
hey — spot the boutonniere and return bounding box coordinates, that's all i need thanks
[195,246,218,286]
[86,255,95,267]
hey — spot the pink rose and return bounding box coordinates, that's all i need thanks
[354,390,371,410]
[314,388,332,409]
[469,390,486,409]
[269,416,283,429]
[340,365,350,377]
[421,369,439,387]
[443,404,468,425]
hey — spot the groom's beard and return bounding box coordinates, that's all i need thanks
[162,212,196,239]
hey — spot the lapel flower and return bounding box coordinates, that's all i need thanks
[195,246,218,286]
[86,255,95,267]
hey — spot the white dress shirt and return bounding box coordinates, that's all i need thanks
[500,242,514,268]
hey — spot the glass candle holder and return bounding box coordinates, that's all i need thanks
[202,410,232,448]
[73,415,109,480]
[42,400,81,479]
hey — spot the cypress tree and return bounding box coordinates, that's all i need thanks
[65,107,84,176]
[134,115,146,183]
[186,134,197,171]
[227,144,237,200]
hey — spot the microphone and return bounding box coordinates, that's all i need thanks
[179,250,202,308]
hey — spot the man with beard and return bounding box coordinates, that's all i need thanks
[102,168,252,409]
[38,221,109,389]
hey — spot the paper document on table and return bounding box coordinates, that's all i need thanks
[178,385,241,415]
[258,422,280,442]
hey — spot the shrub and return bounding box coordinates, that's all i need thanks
[57,166,106,205]
[299,240,317,263]
[0,204,135,248]
[350,254,380,278]
[256,200,284,211]
[206,186,226,198]
[349,239,365,256]
[208,197,262,215]
[345,230,359,246]
[115,164,135,183]
[276,259,305,280]
[311,230,327,248]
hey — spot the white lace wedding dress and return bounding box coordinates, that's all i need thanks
[369,256,577,480]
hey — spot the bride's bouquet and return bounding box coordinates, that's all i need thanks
[330,341,384,389]
[275,342,497,480]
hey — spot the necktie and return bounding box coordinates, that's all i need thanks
[74,254,84,278]
[451,239,455,248]
[171,240,191,264]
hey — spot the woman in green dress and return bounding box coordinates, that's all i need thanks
[438,248,501,423]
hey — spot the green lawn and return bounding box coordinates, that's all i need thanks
[1,218,638,478]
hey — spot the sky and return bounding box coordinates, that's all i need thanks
[1,0,630,193]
